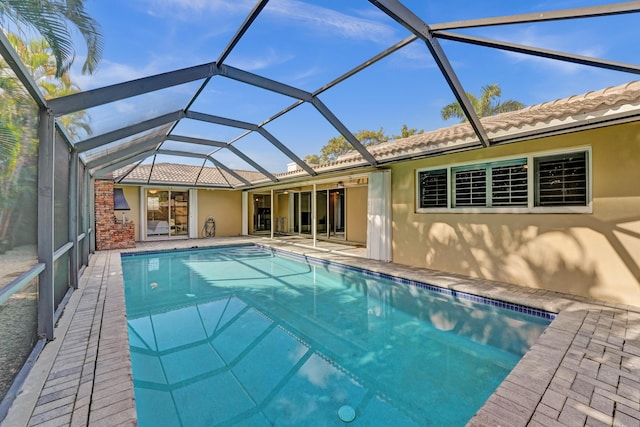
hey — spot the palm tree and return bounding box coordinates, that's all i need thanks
[441,83,525,122]
[0,32,91,244]
[0,0,103,76]
[6,32,91,138]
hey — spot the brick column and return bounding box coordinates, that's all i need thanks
[94,180,135,250]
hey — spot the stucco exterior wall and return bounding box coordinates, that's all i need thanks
[346,186,367,244]
[119,186,140,240]
[197,189,243,237]
[390,121,640,306]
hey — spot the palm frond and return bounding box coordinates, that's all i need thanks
[53,0,103,74]
[1,0,103,76]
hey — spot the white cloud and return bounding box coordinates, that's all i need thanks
[227,48,294,72]
[142,0,396,43]
[143,0,254,18]
[498,27,606,74]
[394,41,436,69]
[69,52,212,91]
[289,66,323,85]
[265,0,395,43]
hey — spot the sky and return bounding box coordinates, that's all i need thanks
[62,0,640,173]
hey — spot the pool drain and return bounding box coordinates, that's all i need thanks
[338,405,356,423]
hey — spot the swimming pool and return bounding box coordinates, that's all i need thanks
[121,244,552,426]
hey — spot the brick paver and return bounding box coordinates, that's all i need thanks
[5,236,640,426]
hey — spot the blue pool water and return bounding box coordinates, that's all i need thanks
[121,245,552,426]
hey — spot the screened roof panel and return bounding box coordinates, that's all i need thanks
[159,140,218,156]
[438,37,636,110]
[149,156,205,184]
[188,76,299,124]
[229,131,294,174]
[262,102,345,162]
[207,147,269,178]
[80,124,171,163]
[171,119,248,144]
[222,0,401,91]
[3,0,638,188]
[77,1,252,88]
[317,46,449,138]
[197,162,268,187]
[59,80,204,138]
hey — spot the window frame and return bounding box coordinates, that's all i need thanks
[415,146,592,214]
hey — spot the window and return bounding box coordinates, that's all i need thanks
[492,163,528,207]
[454,168,487,207]
[418,169,447,208]
[535,152,587,207]
[452,159,527,208]
[416,148,590,213]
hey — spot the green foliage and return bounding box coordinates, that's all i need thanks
[318,128,389,163]
[441,83,525,122]
[0,0,103,76]
[0,32,90,245]
[306,124,429,165]
[304,154,320,164]
[306,123,430,165]
[393,124,424,139]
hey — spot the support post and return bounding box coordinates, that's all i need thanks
[242,192,249,235]
[312,184,317,248]
[37,108,55,340]
[89,177,96,253]
[82,168,90,266]
[270,189,274,239]
[69,150,79,289]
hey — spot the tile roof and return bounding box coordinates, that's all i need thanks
[112,163,266,187]
[112,81,640,187]
[312,80,640,170]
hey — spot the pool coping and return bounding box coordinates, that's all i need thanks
[4,236,640,426]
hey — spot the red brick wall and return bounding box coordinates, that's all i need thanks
[94,180,135,250]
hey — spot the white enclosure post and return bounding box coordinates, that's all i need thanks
[241,191,249,235]
[367,170,392,262]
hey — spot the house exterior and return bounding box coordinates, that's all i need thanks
[108,81,640,307]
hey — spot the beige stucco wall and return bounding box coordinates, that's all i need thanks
[117,186,141,241]
[275,193,289,232]
[197,189,243,237]
[346,186,367,244]
[390,121,640,307]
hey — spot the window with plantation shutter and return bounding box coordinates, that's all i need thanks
[454,168,486,207]
[535,152,587,206]
[415,149,590,213]
[418,169,447,208]
[491,163,528,207]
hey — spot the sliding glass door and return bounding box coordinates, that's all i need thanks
[146,189,189,238]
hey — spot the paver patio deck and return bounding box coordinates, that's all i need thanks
[3,236,639,426]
